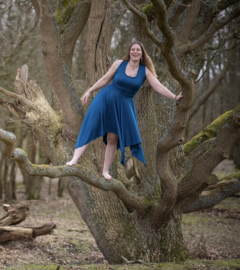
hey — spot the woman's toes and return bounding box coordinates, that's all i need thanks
[102,172,112,180]
[66,161,76,166]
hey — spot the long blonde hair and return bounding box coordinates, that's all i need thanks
[122,41,157,77]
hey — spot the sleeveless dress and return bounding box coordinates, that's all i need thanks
[76,60,146,166]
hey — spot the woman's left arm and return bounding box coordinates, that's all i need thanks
[146,68,183,101]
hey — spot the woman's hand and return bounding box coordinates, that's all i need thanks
[82,91,90,105]
[175,92,183,101]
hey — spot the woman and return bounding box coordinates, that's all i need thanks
[66,41,183,180]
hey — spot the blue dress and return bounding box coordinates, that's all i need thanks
[76,60,146,166]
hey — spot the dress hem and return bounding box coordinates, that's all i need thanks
[76,131,146,167]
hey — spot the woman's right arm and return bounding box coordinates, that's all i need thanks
[82,60,123,104]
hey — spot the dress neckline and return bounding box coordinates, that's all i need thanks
[124,61,139,78]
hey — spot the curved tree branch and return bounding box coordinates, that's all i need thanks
[0,129,147,216]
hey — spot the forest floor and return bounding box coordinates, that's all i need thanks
[0,160,239,270]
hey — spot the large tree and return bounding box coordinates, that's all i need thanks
[0,0,240,263]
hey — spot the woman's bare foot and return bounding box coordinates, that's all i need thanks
[102,171,112,180]
[66,160,78,166]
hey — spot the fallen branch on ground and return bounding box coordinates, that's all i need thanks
[121,255,145,264]
[0,223,56,243]
[0,203,56,243]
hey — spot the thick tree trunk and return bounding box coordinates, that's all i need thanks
[68,181,189,263]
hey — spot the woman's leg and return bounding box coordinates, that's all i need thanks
[66,144,89,166]
[102,132,118,180]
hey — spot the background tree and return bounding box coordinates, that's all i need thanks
[0,0,240,264]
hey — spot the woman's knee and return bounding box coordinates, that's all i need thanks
[107,133,118,145]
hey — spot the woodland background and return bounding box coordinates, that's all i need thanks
[0,0,240,269]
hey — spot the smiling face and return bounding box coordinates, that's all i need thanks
[129,43,143,62]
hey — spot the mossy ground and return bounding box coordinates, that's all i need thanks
[0,161,239,270]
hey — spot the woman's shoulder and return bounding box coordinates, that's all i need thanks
[112,59,124,67]
[109,60,125,73]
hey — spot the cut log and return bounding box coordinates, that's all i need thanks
[0,203,29,226]
[0,223,56,243]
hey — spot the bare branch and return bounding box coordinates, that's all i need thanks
[179,6,240,55]
[0,129,147,216]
